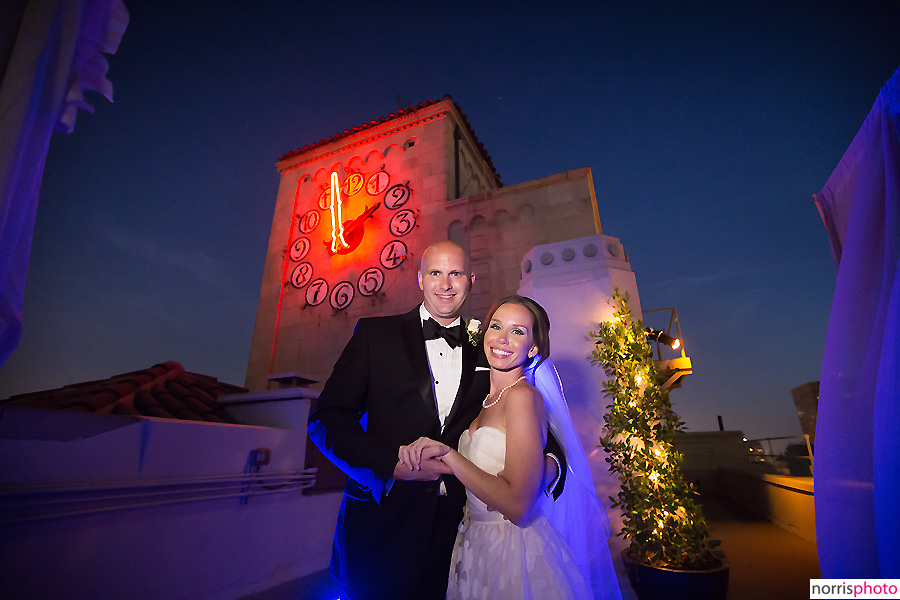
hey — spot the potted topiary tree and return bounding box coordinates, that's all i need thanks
[588,290,728,600]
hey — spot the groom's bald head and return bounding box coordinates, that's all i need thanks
[418,241,475,326]
[420,240,471,273]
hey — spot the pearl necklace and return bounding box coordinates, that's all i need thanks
[483,376,526,408]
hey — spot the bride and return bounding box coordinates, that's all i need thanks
[400,295,622,600]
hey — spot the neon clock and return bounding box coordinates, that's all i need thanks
[287,168,416,310]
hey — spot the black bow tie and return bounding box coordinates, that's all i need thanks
[423,318,462,348]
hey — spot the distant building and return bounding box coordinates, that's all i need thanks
[791,381,819,444]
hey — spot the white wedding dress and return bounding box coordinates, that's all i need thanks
[446,426,593,600]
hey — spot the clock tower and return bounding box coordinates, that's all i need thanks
[245,96,601,392]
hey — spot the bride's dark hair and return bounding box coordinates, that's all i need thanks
[481,295,550,366]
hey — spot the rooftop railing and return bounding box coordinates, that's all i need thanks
[747,434,814,476]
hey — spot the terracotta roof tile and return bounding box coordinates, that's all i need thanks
[69,389,119,412]
[278,95,502,186]
[165,380,192,401]
[131,394,173,419]
[131,389,166,418]
[185,385,216,404]
[169,388,217,418]
[1,362,247,424]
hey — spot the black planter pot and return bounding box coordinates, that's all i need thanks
[621,549,729,600]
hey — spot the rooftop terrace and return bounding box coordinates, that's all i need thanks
[242,493,821,600]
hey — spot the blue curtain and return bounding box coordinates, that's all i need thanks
[814,66,900,578]
[0,0,127,366]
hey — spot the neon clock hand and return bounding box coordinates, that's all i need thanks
[342,203,380,236]
[329,171,347,253]
[325,172,380,255]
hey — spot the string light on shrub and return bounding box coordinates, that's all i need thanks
[588,288,723,570]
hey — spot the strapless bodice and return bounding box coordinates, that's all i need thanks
[458,426,509,523]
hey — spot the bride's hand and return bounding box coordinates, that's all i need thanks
[398,437,450,471]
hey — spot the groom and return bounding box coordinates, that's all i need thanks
[308,240,563,600]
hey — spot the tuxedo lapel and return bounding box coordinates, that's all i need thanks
[399,308,439,422]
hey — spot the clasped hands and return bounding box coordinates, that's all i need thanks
[393,437,452,481]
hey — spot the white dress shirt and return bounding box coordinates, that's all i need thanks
[419,304,463,430]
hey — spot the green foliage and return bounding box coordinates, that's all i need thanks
[588,289,723,570]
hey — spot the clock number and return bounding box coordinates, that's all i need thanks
[389,209,416,237]
[342,173,364,196]
[330,281,355,310]
[317,188,331,210]
[299,209,320,233]
[306,278,328,306]
[380,240,407,270]
[366,171,390,195]
[290,262,313,288]
[358,267,384,296]
[384,184,410,210]
[289,237,310,261]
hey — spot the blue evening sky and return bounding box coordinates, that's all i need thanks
[2,0,899,441]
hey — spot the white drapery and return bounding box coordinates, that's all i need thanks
[814,65,900,578]
[0,0,128,366]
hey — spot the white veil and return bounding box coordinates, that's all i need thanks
[525,356,623,600]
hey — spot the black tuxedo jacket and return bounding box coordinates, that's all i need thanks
[308,307,484,599]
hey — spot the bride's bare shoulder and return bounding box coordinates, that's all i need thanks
[504,384,546,422]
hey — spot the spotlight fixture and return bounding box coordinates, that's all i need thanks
[643,307,691,390]
[645,327,681,350]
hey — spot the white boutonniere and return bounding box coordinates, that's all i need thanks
[466,319,481,346]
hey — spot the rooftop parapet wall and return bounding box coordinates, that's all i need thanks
[0,405,338,599]
[720,468,816,544]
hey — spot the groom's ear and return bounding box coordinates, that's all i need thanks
[418,270,424,290]
[468,273,475,290]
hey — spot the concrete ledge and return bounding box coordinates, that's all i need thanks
[719,468,815,543]
[220,389,317,430]
[0,408,336,600]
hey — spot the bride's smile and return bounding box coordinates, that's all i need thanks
[484,303,538,372]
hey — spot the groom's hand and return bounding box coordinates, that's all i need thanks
[398,437,450,470]
[542,454,561,496]
[394,444,452,481]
